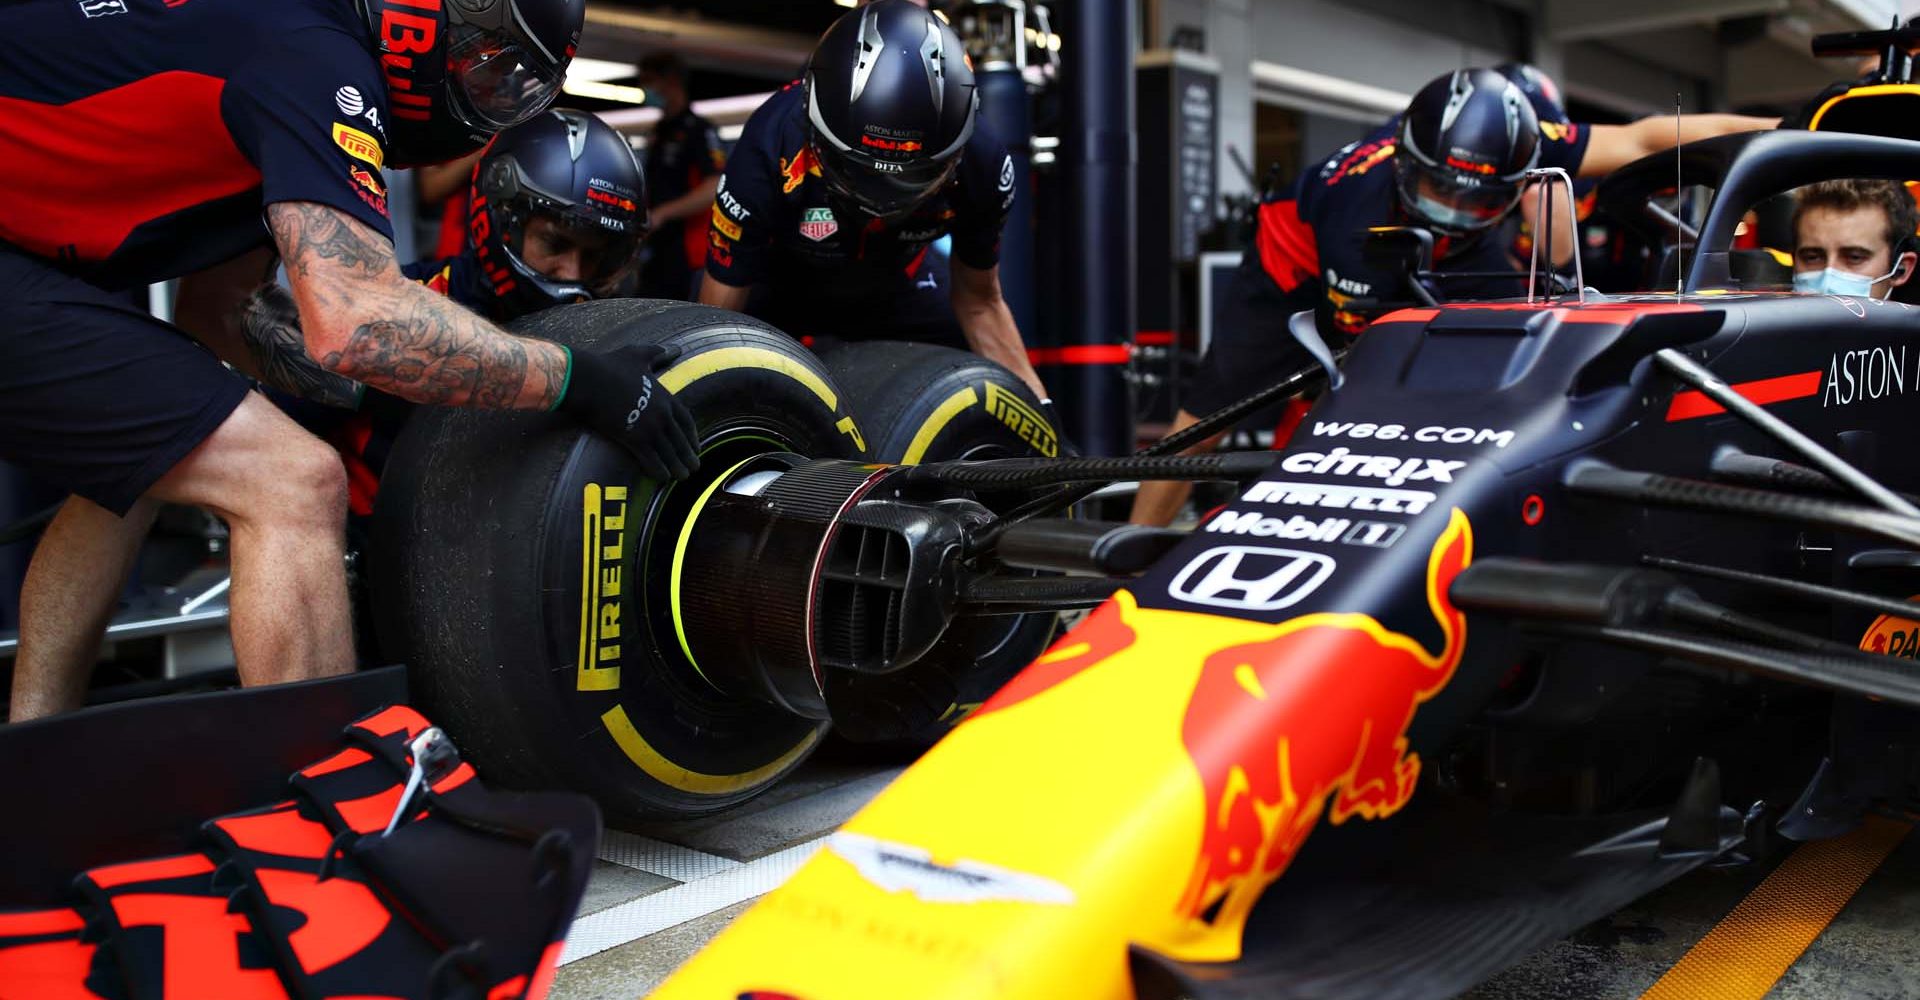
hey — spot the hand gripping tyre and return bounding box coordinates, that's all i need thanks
[817,341,1064,743]
[370,300,867,821]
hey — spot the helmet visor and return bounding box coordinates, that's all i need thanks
[812,142,959,221]
[515,202,643,295]
[447,22,564,130]
[1394,157,1522,235]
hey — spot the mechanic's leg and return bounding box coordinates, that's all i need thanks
[8,496,160,721]
[149,392,353,687]
[1129,409,1226,527]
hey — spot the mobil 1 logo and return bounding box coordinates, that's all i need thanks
[1206,510,1407,549]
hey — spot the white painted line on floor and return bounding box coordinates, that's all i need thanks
[598,830,742,882]
[561,836,827,965]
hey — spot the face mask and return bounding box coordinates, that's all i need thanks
[1793,261,1901,299]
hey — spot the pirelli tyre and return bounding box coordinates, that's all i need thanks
[370,300,867,820]
[817,340,1063,743]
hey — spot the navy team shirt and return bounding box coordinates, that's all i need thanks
[0,0,394,290]
[1254,114,1592,337]
[403,253,493,315]
[706,83,1016,313]
[645,107,727,280]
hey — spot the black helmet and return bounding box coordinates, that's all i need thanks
[1494,62,1569,125]
[1395,68,1541,235]
[805,0,978,222]
[469,109,649,315]
[357,0,584,166]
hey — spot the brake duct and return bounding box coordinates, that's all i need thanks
[673,457,989,721]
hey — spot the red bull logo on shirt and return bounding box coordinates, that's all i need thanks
[1175,510,1471,926]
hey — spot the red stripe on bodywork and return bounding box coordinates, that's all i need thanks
[85,854,215,890]
[352,705,430,740]
[1135,331,1175,346]
[334,784,406,835]
[109,896,286,999]
[0,72,259,263]
[1666,371,1822,421]
[0,938,104,1000]
[1029,345,1131,366]
[0,909,83,938]
[214,804,335,859]
[301,747,374,778]
[253,869,389,974]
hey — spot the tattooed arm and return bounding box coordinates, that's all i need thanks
[266,201,568,410]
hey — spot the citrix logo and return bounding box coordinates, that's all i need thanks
[1279,447,1466,487]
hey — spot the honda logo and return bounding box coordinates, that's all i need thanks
[1168,546,1337,611]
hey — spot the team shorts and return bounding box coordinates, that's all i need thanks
[0,244,251,515]
[1184,256,1322,417]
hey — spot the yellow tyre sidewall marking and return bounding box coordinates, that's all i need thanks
[660,343,839,411]
[901,385,979,464]
[596,342,841,795]
[602,704,821,796]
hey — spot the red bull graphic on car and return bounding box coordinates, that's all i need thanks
[657,513,1476,998]
[1177,509,1471,925]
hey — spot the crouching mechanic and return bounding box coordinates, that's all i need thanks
[1791,178,1917,300]
[0,0,697,721]
[1130,67,1777,525]
[698,0,1049,402]
[244,108,654,514]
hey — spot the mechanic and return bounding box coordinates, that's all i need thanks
[0,0,698,722]
[1790,178,1918,300]
[636,53,727,300]
[245,108,652,515]
[1130,67,1777,526]
[698,0,1049,401]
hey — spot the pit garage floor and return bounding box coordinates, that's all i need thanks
[549,754,1920,999]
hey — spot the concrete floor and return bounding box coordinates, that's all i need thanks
[550,757,1920,1000]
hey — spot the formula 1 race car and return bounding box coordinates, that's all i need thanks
[613,116,1920,1000]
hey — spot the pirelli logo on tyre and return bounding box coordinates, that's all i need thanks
[984,383,1058,458]
[332,123,384,169]
[578,483,628,692]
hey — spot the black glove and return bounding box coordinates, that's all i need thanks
[241,283,365,411]
[558,343,701,481]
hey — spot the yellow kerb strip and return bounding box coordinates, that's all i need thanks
[1639,814,1912,1000]
[600,705,820,795]
[901,386,979,464]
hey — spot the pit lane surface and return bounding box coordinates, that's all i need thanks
[550,749,906,998]
[547,755,1920,1000]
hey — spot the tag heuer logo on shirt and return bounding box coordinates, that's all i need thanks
[799,207,839,242]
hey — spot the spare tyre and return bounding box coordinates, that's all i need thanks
[817,341,1063,743]
[371,300,867,821]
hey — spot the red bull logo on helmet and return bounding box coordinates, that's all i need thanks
[1176,509,1472,926]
